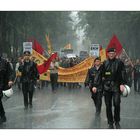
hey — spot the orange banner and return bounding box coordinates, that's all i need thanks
[32,50,94,82]
[100,48,106,62]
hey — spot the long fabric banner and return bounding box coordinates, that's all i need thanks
[32,50,94,83]
[100,48,106,62]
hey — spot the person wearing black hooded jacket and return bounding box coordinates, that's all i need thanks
[0,55,14,124]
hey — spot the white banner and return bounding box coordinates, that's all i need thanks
[23,42,32,54]
[66,53,76,58]
[90,44,100,57]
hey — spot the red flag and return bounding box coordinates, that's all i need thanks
[37,52,57,74]
[106,35,123,56]
[99,45,102,51]
[33,39,44,55]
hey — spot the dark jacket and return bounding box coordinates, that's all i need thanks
[0,57,14,92]
[102,58,127,92]
[134,64,140,77]
[18,60,39,83]
[87,65,103,91]
[125,64,133,77]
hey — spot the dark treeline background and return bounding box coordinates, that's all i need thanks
[0,11,77,57]
[0,11,140,59]
[78,11,140,58]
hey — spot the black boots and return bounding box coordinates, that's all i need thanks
[115,122,121,129]
[108,122,121,129]
[108,124,114,129]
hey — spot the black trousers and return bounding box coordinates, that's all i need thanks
[50,73,58,91]
[0,96,5,118]
[90,89,102,115]
[104,91,121,125]
[22,82,34,107]
[127,75,132,88]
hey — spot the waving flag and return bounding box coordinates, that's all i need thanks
[106,35,123,56]
[45,34,53,55]
[33,39,44,55]
[28,38,44,55]
[37,52,57,74]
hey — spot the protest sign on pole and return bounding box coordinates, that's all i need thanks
[23,42,32,54]
[90,44,100,57]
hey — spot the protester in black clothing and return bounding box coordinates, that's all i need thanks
[133,59,140,92]
[102,48,127,129]
[0,55,14,124]
[125,60,133,88]
[87,57,103,117]
[18,51,39,109]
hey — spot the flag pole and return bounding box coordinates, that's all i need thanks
[122,48,134,67]
[44,50,50,58]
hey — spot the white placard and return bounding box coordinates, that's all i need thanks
[90,44,100,57]
[66,53,76,58]
[23,42,32,54]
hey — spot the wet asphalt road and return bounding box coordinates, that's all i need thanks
[0,83,140,129]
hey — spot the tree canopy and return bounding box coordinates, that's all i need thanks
[0,11,77,57]
[78,11,140,58]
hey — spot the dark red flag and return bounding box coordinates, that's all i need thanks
[99,45,102,51]
[37,52,57,74]
[106,35,123,56]
[33,39,44,55]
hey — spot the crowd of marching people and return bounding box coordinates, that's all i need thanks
[1,54,83,93]
[14,54,83,90]
[59,56,82,88]
[1,49,140,129]
[12,55,140,93]
[60,56,82,68]
[3,54,140,92]
[11,52,140,99]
